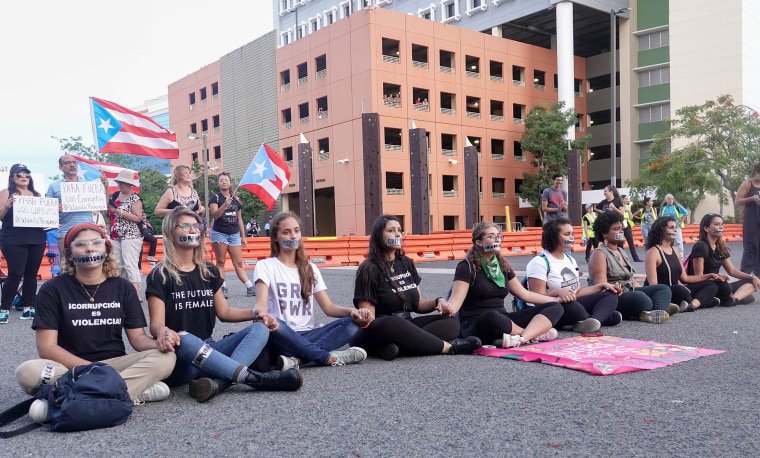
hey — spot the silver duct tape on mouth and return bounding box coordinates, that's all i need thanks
[711,229,724,236]
[178,233,201,245]
[563,239,575,246]
[386,237,403,247]
[665,232,678,238]
[281,239,300,249]
[483,242,501,251]
[71,252,106,266]
[614,233,626,241]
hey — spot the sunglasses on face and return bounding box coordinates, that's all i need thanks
[176,223,203,232]
[14,173,30,178]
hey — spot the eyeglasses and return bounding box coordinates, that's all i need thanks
[71,239,106,249]
[14,173,30,178]
[482,234,504,241]
[60,161,77,166]
[176,223,203,232]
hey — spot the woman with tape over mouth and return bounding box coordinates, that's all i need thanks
[252,212,371,369]
[146,207,302,403]
[15,222,177,420]
[684,213,760,307]
[441,222,564,349]
[352,215,482,360]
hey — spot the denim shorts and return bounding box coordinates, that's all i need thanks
[210,229,242,246]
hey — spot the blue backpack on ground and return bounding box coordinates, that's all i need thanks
[38,362,133,432]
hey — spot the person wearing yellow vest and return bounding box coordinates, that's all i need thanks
[621,195,644,262]
[633,197,658,244]
[582,203,598,263]
[659,194,688,253]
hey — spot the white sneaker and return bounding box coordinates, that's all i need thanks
[501,334,525,348]
[330,347,368,366]
[28,399,51,423]
[277,355,300,371]
[530,328,558,344]
[139,381,170,403]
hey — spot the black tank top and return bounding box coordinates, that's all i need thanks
[745,182,760,222]
[0,196,46,245]
[653,246,681,286]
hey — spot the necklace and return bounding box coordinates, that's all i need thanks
[79,281,102,303]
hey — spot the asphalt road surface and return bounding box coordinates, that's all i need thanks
[1,242,759,456]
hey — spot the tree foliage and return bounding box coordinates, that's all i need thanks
[627,94,760,221]
[518,102,590,219]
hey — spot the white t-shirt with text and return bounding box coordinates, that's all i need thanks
[525,250,580,306]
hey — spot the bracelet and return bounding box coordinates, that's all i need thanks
[435,296,443,306]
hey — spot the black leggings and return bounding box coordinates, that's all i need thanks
[623,226,640,260]
[353,314,460,357]
[0,242,45,309]
[460,302,563,345]
[557,291,618,328]
[585,237,599,261]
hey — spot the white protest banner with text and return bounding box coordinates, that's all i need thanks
[13,196,59,228]
[60,181,107,212]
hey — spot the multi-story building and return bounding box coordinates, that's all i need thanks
[276,7,588,236]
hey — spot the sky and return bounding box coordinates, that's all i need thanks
[0,0,274,189]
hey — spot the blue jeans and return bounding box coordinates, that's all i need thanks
[267,317,359,365]
[164,322,269,386]
[616,285,672,319]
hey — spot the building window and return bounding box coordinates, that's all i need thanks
[310,17,319,33]
[440,92,455,115]
[383,83,402,107]
[490,100,504,121]
[189,92,196,110]
[297,62,308,85]
[280,0,290,14]
[418,5,436,20]
[512,66,525,86]
[324,8,337,25]
[214,145,221,161]
[440,50,455,73]
[513,104,526,124]
[534,70,546,90]
[491,139,505,160]
[443,215,459,230]
[213,115,220,132]
[298,103,310,125]
[384,127,402,151]
[514,179,524,198]
[317,96,329,119]
[340,0,351,18]
[467,136,481,153]
[412,88,429,111]
[638,66,670,88]
[192,152,198,163]
[466,0,486,15]
[381,38,400,63]
[357,0,371,9]
[441,133,456,156]
[639,29,669,51]
[281,30,290,46]
[315,55,327,79]
[465,55,480,78]
[201,119,208,134]
[575,78,583,97]
[639,103,670,123]
[280,70,291,91]
[200,87,207,105]
[442,0,459,23]
[211,82,219,100]
[492,178,506,199]
[190,123,197,134]
[514,141,525,161]
[318,138,330,160]
[465,96,481,118]
[283,146,294,167]
[489,61,503,82]
[442,175,458,196]
[282,108,292,129]
[296,22,306,39]
[588,73,617,91]
[386,172,404,195]
[576,114,584,132]
[411,44,428,68]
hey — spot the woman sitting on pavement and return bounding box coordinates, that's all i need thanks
[146,207,302,404]
[644,216,722,311]
[253,212,371,368]
[685,213,760,307]
[352,215,482,360]
[588,210,674,323]
[438,222,564,348]
[524,218,621,333]
[15,223,176,422]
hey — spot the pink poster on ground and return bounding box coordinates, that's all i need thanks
[475,335,724,375]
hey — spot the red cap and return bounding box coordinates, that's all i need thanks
[63,223,110,250]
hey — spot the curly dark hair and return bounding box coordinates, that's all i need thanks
[592,210,624,239]
[645,215,676,249]
[541,217,573,253]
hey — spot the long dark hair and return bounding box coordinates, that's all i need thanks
[605,185,620,200]
[8,168,40,197]
[356,215,407,306]
[699,213,729,258]
[645,215,676,249]
[270,212,314,302]
[466,222,510,273]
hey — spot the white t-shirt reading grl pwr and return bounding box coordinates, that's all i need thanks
[253,257,327,332]
[525,250,580,306]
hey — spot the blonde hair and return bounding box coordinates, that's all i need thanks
[172,165,191,186]
[155,207,211,284]
[61,230,120,277]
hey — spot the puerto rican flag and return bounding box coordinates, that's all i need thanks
[73,155,140,194]
[89,97,179,159]
[238,144,291,211]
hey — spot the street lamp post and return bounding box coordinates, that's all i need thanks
[610,7,631,187]
[187,132,209,220]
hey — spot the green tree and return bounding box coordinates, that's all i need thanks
[50,136,142,180]
[138,168,170,233]
[627,94,760,222]
[518,102,590,221]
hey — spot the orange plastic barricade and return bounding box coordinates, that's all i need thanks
[501,231,541,256]
[347,236,370,265]
[722,224,743,241]
[402,233,454,263]
[681,225,700,244]
[449,230,474,260]
[303,237,351,267]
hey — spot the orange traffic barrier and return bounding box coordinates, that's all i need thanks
[402,233,454,263]
[501,231,541,256]
[347,236,370,265]
[303,237,351,267]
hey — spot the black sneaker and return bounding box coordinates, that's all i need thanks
[720,297,738,307]
[447,336,482,355]
[375,342,399,361]
[739,295,755,305]
[705,297,720,308]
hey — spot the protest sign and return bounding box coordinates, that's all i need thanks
[13,196,59,228]
[60,181,106,212]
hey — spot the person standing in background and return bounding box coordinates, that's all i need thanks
[620,195,643,262]
[736,163,760,277]
[582,203,598,263]
[659,194,688,254]
[634,197,658,243]
[541,174,568,222]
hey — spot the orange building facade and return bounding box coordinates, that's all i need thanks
[276,8,587,236]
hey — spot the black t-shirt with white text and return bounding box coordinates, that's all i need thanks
[353,256,421,316]
[32,274,146,362]
[209,193,242,234]
[146,261,224,340]
[597,197,623,213]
